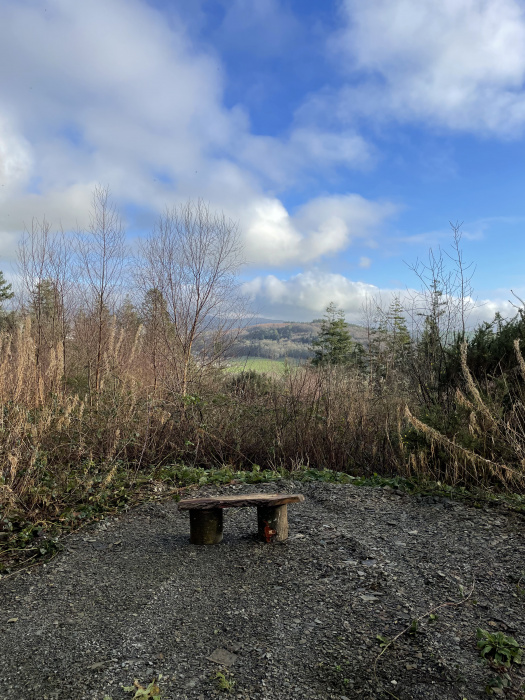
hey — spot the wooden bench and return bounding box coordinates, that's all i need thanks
[178,493,305,545]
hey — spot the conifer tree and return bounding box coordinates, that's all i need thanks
[385,296,411,371]
[311,302,354,366]
[0,270,15,330]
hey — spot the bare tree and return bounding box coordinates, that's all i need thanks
[17,218,74,383]
[139,199,245,396]
[76,186,126,394]
[403,223,476,405]
[18,217,52,369]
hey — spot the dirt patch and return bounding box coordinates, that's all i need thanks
[1,481,524,699]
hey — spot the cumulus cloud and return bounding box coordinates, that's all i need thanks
[243,270,394,322]
[0,0,382,272]
[332,0,525,135]
[239,194,396,266]
[243,271,520,324]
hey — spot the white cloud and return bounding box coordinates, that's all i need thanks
[237,128,374,187]
[359,256,371,268]
[0,0,383,271]
[334,0,525,134]
[239,194,397,266]
[243,270,521,325]
[0,232,20,262]
[0,116,33,189]
[243,270,393,321]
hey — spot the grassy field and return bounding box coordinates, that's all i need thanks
[225,356,290,374]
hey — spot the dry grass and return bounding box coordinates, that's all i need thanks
[402,341,525,490]
[0,321,406,520]
[2,321,525,537]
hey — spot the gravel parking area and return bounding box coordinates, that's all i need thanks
[1,481,525,699]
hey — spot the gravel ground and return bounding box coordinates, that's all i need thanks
[1,481,525,700]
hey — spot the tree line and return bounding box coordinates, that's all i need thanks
[1,187,245,399]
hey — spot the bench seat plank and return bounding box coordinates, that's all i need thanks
[178,493,305,510]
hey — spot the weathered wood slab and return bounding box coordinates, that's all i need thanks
[178,493,305,510]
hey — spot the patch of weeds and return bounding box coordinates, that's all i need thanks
[351,473,416,491]
[477,628,523,669]
[122,675,162,699]
[408,619,419,636]
[162,463,357,489]
[376,634,391,649]
[215,669,235,693]
[330,660,352,691]
[485,671,512,696]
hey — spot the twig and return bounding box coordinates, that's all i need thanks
[0,551,59,582]
[373,579,476,696]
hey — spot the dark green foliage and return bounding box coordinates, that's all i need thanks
[311,303,355,367]
[0,270,13,304]
[477,628,522,668]
[227,370,272,397]
[413,282,452,406]
[369,295,412,379]
[462,309,525,381]
[0,270,15,331]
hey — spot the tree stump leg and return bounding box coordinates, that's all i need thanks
[189,509,223,545]
[257,504,288,542]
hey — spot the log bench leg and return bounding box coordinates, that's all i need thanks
[190,509,223,545]
[257,504,288,542]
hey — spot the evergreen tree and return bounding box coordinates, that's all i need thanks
[0,270,13,304]
[385,296,411,370]
[311,303,354,366]
[0,270,15,331]
[415,279,449,405]
[116,295,141,334]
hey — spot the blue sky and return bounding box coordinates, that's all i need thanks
[1,0,525,322]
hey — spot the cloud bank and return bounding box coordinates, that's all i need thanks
[0,0,522,321]
[244,270,521,325]
[332,0,525,135]
[0,0,385,268]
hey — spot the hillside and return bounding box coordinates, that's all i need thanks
[229,320,368,362]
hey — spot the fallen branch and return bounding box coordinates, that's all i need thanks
[373,579,476,698]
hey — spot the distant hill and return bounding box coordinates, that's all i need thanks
[242,316,287,326]
[229,319,368,361]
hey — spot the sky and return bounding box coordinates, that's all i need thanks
[1,0,525,323]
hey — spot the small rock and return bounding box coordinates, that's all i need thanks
[207,648,238,666]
